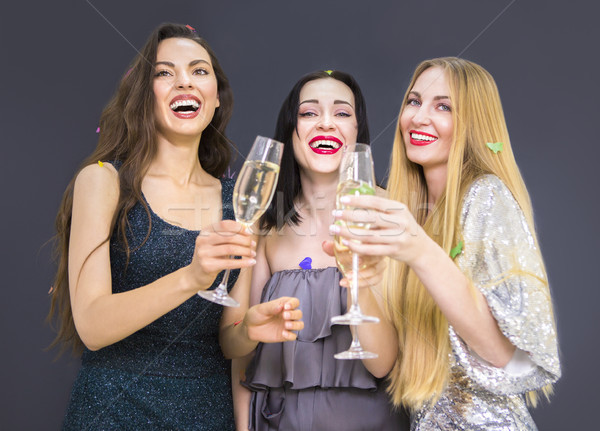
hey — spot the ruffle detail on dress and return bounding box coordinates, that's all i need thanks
[243,268,378,391]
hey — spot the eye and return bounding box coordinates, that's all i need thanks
[407,98,421,107]
[298,111,316,118]
[335,111,352,117]
[155,70,172,77]
[193,68,209,75]
[437,103,452,112]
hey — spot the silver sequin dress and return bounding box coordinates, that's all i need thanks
[413,175,561,431]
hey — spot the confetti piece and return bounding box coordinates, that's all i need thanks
[299,257,312,270]
[186,24,196,32]
[125,68,133,77]
[98,160,104,167]
[486,142,503,154]
[325,70,333,75]
[96,127,100,133]
[48,286,54,294]
[348,183,375,196]
[450,241,463,259]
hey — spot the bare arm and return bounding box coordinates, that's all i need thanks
[332,195,515,367]
[69,163,256,351]
[232,355,253,431]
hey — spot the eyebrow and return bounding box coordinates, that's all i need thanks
[299,99,354,107]
[408,91,450,101]
[154,59,211,68]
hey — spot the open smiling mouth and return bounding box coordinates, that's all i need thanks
[409,130,438,146]
[169,98,201,118]
[308,136,343,154]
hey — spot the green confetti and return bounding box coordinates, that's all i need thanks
[486,142,503,154]
[450,240,463,259]
[348,183,376,196]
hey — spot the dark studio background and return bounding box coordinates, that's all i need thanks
[1,1,598,429]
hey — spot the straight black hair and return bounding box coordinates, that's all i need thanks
[260,70,370,231]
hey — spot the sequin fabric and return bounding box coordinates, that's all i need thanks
[413,175,560,431]
[62,169,238,430]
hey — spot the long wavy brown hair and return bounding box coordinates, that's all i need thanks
[47,23,234,355]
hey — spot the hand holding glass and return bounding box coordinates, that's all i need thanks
[197,136,283,307]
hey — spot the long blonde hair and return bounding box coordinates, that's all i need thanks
[383,57,553,409]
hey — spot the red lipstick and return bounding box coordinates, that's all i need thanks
[308,135,344,155]
[169,94,201,119]
[409,130,438,146]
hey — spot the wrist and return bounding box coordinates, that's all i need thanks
[179,265,207,294]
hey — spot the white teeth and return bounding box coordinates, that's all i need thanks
[309,140,341,149]
[411,132,436,141]
[170,99,200,110]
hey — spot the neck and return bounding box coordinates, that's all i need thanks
[297,170,338,224]
[423,164,447,209]
[149,132,208,185]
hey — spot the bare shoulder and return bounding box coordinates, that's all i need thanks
[75,163,119,196]
[73,162,120,212]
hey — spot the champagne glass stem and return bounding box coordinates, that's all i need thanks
[350,252,360,313]
[349,325,362,351]
[215,267,232,296]
[197,263,239,307]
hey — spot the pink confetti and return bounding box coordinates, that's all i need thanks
[96,127,100,133]
[48,286,54,294]
[125,68,133,77]
[186,24,196,32]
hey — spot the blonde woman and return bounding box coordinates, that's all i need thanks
[330,57,560,430]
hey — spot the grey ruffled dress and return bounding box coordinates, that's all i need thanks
[413,175,561,430]
[243,267,409,431]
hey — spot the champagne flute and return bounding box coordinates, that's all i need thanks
[197,136,283,307]
[331,143,379,359]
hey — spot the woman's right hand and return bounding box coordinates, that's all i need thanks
[244,297,304,342]
[186,220,257,292]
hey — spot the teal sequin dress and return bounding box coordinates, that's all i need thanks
[63,167,238,430]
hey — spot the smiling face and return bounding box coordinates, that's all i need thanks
[400,66,454,174]
[292,78,358,176]
[153,37,220,142]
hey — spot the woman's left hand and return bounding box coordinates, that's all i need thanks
[328,195,428,265]
[321,240,387,289]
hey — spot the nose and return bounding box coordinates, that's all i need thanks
[175,72,193,89]
[411,106,431,126]
[317,112,335,131]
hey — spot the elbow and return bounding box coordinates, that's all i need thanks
[74,319,109,351]
[79,332,105,352]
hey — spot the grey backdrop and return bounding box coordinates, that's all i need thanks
[2,1,598,429]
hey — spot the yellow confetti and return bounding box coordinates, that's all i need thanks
[98,160,104,167]
[325,70,333,75]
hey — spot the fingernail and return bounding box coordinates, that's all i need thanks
[340,196,350,204]
[249,258,256,265]
[341,238,350,246]
[251,240,257,247]
[284,312,290,319]
[251,250,256,257]
[329,224,340,234]
[331,209,343,218]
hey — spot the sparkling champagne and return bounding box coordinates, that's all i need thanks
[333,179,374,277]
[233,160,280,226]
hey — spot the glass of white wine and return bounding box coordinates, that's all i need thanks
[331,143,379,359]
[197,136,283,307]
